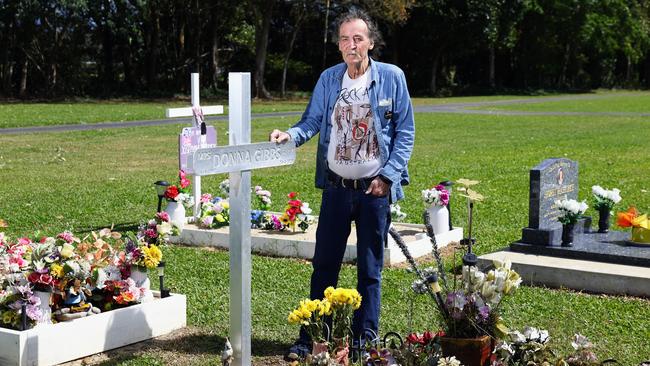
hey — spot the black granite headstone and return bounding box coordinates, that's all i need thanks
[521,158,585,245]
[511,159,643,268]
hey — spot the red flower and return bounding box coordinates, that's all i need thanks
[165,185,179,200]
[288,199,302,208]
[422,330,434,343]
[406,332,424,344]
[288,192,297,199]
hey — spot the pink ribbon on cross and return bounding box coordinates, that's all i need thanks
[192,106,204,126]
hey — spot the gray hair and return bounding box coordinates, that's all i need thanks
[333,8,383,49]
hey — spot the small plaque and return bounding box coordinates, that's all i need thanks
[189,142,296,176]
[178,126,217,173]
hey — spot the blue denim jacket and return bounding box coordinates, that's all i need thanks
[287,58,415,203]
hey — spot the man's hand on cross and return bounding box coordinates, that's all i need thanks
[269,129,291,143]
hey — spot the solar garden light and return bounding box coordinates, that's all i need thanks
[154,180,170,213]
[158,261,171,298]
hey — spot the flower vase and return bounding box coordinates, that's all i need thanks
[130,266,151,290]
[561,223,575,247]
[426,205,449,235]
[34,290,53,325]
[332,337,349,366]
[312,341,329,356]
[598,208,610,233]
[439,335,494,366]
[164,200,186,229]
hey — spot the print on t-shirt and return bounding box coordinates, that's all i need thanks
[332,87,379,164]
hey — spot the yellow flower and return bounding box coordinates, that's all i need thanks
[2,311,12,324]
[50,263,65,279]
[142,244,163,268]
[221,201,230,209]
[279,214,291,225]
[216,213,225,222]
[59,243,75,259]
[318,299,332,316]
[324,286,335,301]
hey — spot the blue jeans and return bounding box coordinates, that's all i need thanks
[300,184,391,343]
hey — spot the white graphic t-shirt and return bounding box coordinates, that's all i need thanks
[327,68,381,179]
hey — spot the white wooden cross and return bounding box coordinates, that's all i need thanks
[187,73,296,366]
[166,73,224,217]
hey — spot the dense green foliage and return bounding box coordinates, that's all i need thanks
[1,0,650,99]
[1,93,650,364]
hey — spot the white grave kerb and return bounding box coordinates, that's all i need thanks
[187,73,295,366]
[165,73,224,217]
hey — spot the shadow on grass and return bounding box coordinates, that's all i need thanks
[78,222,141,234]
[92,327,289,365]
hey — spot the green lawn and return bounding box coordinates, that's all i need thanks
[1,94,650,365]
[470,92,650,113]
[0,99,309,129]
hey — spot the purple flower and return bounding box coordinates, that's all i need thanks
[477,305,490,321]
[202,216,214,227]
[26,304,42,321]
[145,229,157,239]
[446,291,467,319]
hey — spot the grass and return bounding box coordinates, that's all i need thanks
[470,92,650,113]
[0,99,308,129]
[4,90,646,129]
[1,93,650,365]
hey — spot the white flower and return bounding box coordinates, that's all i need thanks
[301,202,312,215]
[437,356,461,366]
[493,341,515,358]
[523,326,540,341]
[539,329,550,343]
[571,333,593,350]
[509,330,526,344]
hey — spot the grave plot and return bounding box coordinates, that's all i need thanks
[171,222,462,265]
[0,292,186,366]
[479,157,650,297]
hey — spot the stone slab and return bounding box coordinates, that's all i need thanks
[170,223,463,265]
[478,250,650,297]
[0,292,186,366]
[511,230,650,267]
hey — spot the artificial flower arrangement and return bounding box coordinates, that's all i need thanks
[256,192,315,233]
[410,260,521,339]
[0,227,166,329]
[287,286,361,364]
[164,170,194,207]
[591,186,621,212]
[255,185,272,211]
[555,199,589,225]
[422,184,450,207]
[197,194,231,229]
[138,211,180,246]
[390,203,407,222]
[616,207,650,244]
[492,327,614,366]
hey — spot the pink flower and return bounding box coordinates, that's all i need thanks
[145,229,157,238]
[156,211,170,222]
[18,237,31,246]
[57,231,75,243]
[200,193,213,203]
[180,178,191,189]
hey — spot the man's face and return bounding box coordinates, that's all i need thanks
[338,19,374,67]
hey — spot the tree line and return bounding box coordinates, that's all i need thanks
[1,0,649,99]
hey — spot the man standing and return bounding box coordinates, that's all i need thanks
[270,8,415,359]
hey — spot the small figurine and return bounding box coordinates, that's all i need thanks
[54,278,101,321]
[221,338,233,366]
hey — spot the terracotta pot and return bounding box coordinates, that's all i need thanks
[332,337,349,366]
[312,341,329,356]
[439,335,494,366]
